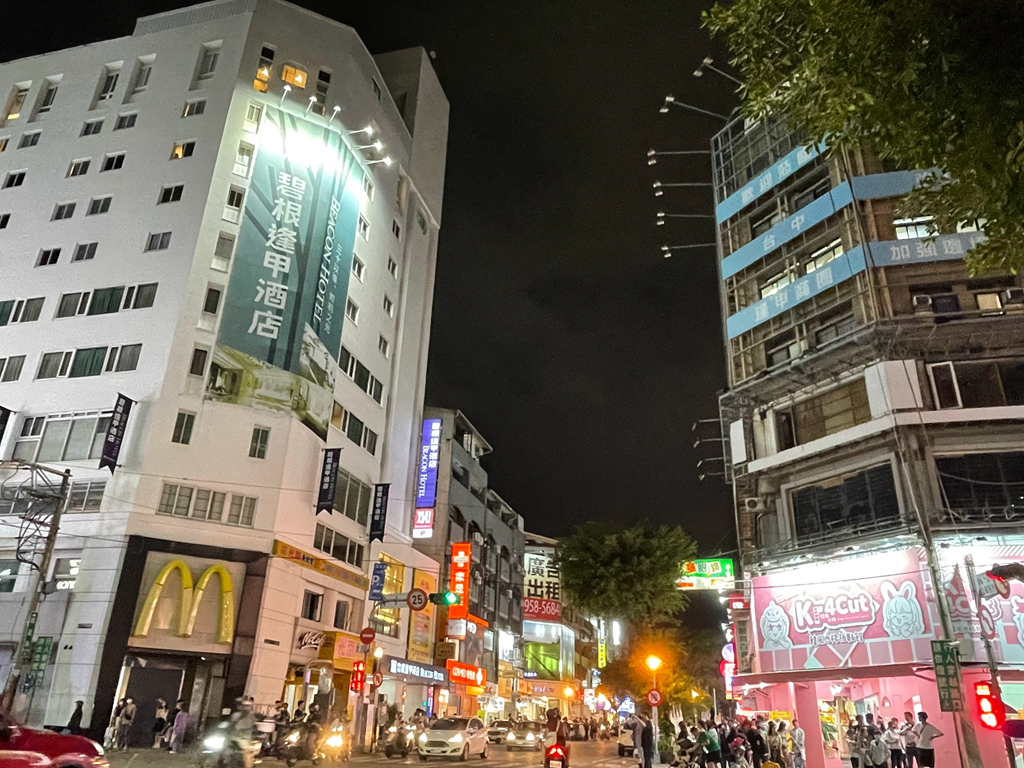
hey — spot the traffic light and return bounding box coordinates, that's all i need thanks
[975,681,1004,729]
[429,591,461,606]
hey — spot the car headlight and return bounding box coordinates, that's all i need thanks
[420,733,429,743]
[449,733,463,743]
[327,735,344,748]
[285,732,300,744]
[506,733,516,741]
[204,735,226,751]
[526,733,535,742]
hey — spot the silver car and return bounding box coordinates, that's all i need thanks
[504,721,547,751]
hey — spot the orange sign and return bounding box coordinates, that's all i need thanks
[447,659,486,687]
[449,543,471,620]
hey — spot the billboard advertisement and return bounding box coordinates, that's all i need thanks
[408,569,437,664]
[524,549,561,621]
[413,418,442,538]
[206,106,361,439]
[752,548,938,672]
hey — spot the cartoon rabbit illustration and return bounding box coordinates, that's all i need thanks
[760,600,793,650]
[881,580,925,638]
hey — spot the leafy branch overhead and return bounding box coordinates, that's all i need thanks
[704,0,1024,273]
[556,522,697,628]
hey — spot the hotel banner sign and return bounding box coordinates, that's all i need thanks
[207,106,361,439]
[100,393,134,472]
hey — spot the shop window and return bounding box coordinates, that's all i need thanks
[369,557,405,638]
[301,590,323,621]
[790,463,901,542]
[937,451,1024,519]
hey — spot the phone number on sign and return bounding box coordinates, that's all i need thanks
[524,598,561,619]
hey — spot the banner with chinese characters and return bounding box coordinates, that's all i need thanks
[316,448,341,513]
[449,543,471,620]
[676,558,735,590]
[524,549,561,621]
[408,569,437,664]
[207,106,361,439]
[370,483,389,542]
[100,394,134,472]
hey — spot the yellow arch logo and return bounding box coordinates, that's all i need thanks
[132,559,235,645]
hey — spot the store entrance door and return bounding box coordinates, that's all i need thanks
[124,666,184,746]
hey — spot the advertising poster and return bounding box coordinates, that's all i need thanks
[408,569,437,664]
[752,548,937,672]
[524,549,561,621]
[206,106,361,439]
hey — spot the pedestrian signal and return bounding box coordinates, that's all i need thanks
[975,681,1004,729]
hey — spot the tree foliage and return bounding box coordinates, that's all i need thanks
[556,522,697,629]
[704,0,1024,273]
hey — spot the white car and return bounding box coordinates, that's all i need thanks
[418,717,489,760]
[617,728,635,757]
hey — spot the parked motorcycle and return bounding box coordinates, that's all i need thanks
[599,723,610,741]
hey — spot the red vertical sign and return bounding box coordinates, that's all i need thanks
[449,543,471,620]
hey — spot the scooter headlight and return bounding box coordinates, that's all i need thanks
[285,732,300,744]
[203,735,226,751]
[327,735,344,748]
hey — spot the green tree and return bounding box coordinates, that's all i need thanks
[704,0,1024,273]
[557,522,697,628]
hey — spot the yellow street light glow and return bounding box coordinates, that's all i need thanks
[691,690,700,699]
[374,647,384,659]
[563,686,575,698]
[646,655,662,672]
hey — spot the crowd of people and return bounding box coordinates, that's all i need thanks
[638,709,941,768]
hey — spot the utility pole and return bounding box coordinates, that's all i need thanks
[0,464,71,715]
[964,555,1017,768]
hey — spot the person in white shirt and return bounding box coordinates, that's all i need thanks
[868,727,889,768]
[911,712,943,768]
[790,719,806,768]
[883,718,905,768]
[901,711,919,768]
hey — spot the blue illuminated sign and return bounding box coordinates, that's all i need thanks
[715,140,826,223]
[415,418,442,509]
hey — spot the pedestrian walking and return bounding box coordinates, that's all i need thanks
[152,698,168,748]
[115,697,136,750]
[790,719,805,768]
[169,699,190,753]
[629,714,645,768]
[640,713,655,768]
[66,700,84,735]
[911,713,942,768]
[745,720,768,768]
[777,721,791,766]
[767,721,783,765]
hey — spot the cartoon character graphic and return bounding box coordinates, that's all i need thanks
[760,600,793,650]
[881,580,925,639]
[1011,597,1024,648]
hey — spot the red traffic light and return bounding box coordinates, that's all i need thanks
[975,681,1004,730]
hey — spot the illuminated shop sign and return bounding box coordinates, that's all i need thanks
[449,543,471,620]
[386,656,447,684]
[413,418,442,538]
[447,660,486,687]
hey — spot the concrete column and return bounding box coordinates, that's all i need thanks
[793,681,825,768]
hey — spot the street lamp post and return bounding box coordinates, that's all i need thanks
[646,655,662,765]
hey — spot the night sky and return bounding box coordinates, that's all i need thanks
[12,1,737,555]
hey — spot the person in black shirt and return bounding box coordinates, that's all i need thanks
[744,721,767,768]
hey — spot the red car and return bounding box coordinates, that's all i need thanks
[0,714,108,768]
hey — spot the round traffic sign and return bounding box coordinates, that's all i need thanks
[407,588,429,611]
[360,626,377,645]
[373,671,384,688]
[647,689,662,707]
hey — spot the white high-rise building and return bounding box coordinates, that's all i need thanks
[0,0,448,737]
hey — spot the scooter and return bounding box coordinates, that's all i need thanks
[383,723,413,758]
[199,720,261,768]
[281,720,323,767]
[599,724,610,741]
[545,743,569,768]
[317,723,351,765]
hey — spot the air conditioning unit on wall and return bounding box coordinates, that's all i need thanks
[743,497,765,514]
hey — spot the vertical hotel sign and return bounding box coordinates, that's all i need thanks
[413,418,442,539]
[207,106,361,440]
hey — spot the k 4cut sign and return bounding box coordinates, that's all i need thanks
[446,660,486,688]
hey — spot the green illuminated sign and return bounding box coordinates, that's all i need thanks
[676,558,735,590]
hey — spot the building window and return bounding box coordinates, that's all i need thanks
[313,523,365,569]
[197,46,219,80]
[249,427,269,459]
[37,248,61,266]
[56,292,88,318]
[791,463,901,542]
[804,239,843,274]
[894,217,934,240]
[224,187,244,222]
[391,220,401,240]
[371,79,382,100]
[3,171,25,188]
[87,196,112,215]
[0,138,7,152]
[370,557,405,638]
[0,297,44,325]
[301,590,322,621]
[333,600,350,630]
[131,62,152,95]
[927,359,1024,409]
[378,336,390,358]
[243,103,263,132]
[81,119,103,136]
[937,451,1024,519]
[311,69,330,116]
[97,68,119,101]
[234,142,254,176]
[145,232,172,251]
[52,202,75,221]
[69,243,96,263]
[114,113,137,130]
[189,348,208,377]
[125,283,157,309]
[383,296,393,316]
[66,480,105,512]
[157,482,254,527]
[35,351,72,379]
[17,411,110,462]
[357,214,369,240]
[351,257,365,281]
[182,99,206,117]
[158,184,184,204]
[18,131,40,149]
[171,140,195,159]
[776,378,872,451]
[760,267,795,300]
[112,344,142,372]
[0,355,25,382]
[52,558,80,591]
[0,213,9,228]
[362,174,374,201]
[88,286,124,315]
[101,153,125,172]
[69,347,107,378]
[387,258,398,278]
[172,411,195,444]
[213,233,234,269]
[203,287,222,315]
[345,299,359,324]
[281,65,308,88]
[68,159,90,177]
[0,560,19,592]
[332,467,372,525]
[254,46,274,92]
[4,87,28,122]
